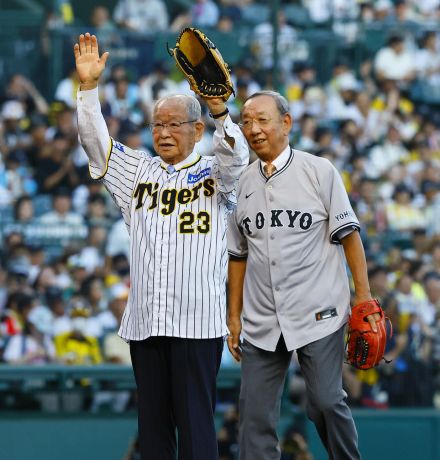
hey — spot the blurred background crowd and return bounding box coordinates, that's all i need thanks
[1,0,440,458]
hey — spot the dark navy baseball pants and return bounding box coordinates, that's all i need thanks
[130,336,224,460]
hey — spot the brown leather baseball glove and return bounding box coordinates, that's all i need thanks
[346,299,391,370]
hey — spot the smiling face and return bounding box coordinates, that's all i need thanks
[241,95,292,163]
[152,96,204,165]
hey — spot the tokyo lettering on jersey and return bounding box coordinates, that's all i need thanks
[228,147,360,351]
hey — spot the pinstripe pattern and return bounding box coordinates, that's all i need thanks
[77,88,248,341]
[100,144,234,341]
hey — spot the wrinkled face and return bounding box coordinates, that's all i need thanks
[240,95,292,162]
[152,98,204,165]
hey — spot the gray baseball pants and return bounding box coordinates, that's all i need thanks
[238,325,361,460]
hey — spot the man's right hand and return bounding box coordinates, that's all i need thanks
[227,316,242,362]
[74,32,109,91]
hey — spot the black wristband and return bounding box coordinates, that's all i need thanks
[209,108,229,119]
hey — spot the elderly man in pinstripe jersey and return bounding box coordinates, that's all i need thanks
[74,33,249,460]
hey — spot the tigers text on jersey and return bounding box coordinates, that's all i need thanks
[77,88,249,340]
[228,148,360,351]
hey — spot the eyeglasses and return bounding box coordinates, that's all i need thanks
[148,120,198,132]
[238,117,273,130]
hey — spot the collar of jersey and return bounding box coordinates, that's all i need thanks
[258,146,294,181]
[160,151,201,172]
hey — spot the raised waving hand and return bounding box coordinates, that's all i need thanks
[73,33,109,91]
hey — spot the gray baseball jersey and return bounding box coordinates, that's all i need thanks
[228,147,360,351]
[77,88,249,341]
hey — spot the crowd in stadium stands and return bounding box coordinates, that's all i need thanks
[1,0,440,458]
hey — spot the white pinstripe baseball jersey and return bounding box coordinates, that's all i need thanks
[77,88,249,340]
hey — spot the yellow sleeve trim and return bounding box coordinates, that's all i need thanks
[88,137,113,180]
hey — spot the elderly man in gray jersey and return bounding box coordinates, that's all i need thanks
[227,91,380,460]
[74,33,248,460]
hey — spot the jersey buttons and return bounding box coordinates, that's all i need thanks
[270,234,275,240]
[271,261,276,266]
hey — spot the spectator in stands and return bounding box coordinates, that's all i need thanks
[191,0,220,28]
[353,177,387,240]
[89,5,117,49]
[331,0,360,43]
[403,309,435,406]
[55,304,102,365]
[105,253,130,288]
[355,91,391,144]
[367,125,409,179]
[1,74,49,116]
[0,100,31,161]
[36,133,79,193]
[359,1,375,24]
[231,62,261,100]
[3,303,55,364]
[216,14,234,33]
[1,151,36,200]
[54,69,81,109]
[251,11,297,79]
[0,292,28,338]
[26,245,45,286]
[39,188,85,227]
[331,119,363,169]
[138,61,179,118]
[415,30,440,86]
[102,74,143,126]
[75,224,108,276]
[113,0,169,33]
[327,72,363,124]
[72,174,108,217]
[66,255,89,294]
[80,275,105,315]
[118,122,152,154]
[286,61,319,118]
[25,117,50,171]
[228,79,251,120]
[85,194,111,227]
[295,114,317,152]
[102,283,130,365]
[218,0,245,23]
[45,286,71,337]
[105,218,130,261]
[304,0,332,25]
[412,0,440,19]
[13,195,35,224]
[392,0,421,24]
[79,275,108,338]
[373,0,393,21]
[374,34,416,86]
[386,183,426,232]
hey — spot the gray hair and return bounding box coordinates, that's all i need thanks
[153,94,202,120]
[244,91,289,116]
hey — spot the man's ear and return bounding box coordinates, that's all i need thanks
[194,120,205,142]
[282,113,293,136]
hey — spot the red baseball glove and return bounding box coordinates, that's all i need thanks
[346,299,391,370]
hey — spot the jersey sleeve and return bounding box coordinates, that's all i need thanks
[211,115,249,209]
[227,209,248,258]
[77,87,149,224]
[319,160,360,243]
